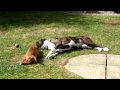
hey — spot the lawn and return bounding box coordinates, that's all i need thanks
[0,11,120,79]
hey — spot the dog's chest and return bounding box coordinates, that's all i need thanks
[47,42,56,50]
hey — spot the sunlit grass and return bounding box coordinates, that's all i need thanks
[0,11,119,79]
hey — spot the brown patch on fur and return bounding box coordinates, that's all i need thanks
[79,36,100,47]
[79,36,96,45]
[20,44,39,65]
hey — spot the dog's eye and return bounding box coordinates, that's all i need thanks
[26,59,31,62]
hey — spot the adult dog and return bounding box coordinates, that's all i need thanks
[19,44,39,65]
[36,36,109,59]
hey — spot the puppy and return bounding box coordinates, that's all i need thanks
[20,44,39,65]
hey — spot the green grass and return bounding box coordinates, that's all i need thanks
[0,11,120,79]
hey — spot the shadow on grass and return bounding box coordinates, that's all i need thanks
[0,11,101,31]
[37,50,45,65]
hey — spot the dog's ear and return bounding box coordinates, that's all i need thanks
[36,41,40,48]
[41,39,46,42]
[36,39,46,48]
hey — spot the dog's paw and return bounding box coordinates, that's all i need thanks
[19,61,22,65]
[44,57,49,60]
[56,49,62,53]
[95,47,103,52]
[98,48,103,52]
[44,56,53,60]
[103,47,109,52]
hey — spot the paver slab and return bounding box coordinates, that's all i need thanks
[65,54,106,79]
[107,54,120,79]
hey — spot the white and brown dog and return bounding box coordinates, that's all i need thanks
[36,36,109,59]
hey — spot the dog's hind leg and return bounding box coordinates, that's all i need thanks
[81,44,92,49]
[80,36,109,52]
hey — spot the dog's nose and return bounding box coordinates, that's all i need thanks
[19,62,22,65]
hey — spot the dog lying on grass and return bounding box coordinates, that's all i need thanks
[36,36,109,60]
[19,44,40,65]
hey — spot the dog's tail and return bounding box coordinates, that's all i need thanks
[79,36,109,52]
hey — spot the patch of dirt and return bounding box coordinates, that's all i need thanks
[8,44,20,49]
[111,29,120,33]
[58,59,69,66]
[103,19,120,25]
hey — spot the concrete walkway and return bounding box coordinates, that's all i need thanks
[64,54,120,79]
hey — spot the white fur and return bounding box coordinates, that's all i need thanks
[41,40,56,59]
[41,40,55,50]
[103,47,109,52]
[82,44,88,48]
[95,47,103,52]
[67,40,82,48]
[41,40,49,48]
[82,44,92,49]
[47,42,55,50]
[56,49,63,52]
[95,47,109,52]
[45,49,55,59]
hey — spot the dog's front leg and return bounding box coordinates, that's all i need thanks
[45,49,56,59]
[45,50,53,59]
[48,52,58,59]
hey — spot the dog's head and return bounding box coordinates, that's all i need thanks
[36,39,46,49]
[19,57,36,65]
[19,58,31,65]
